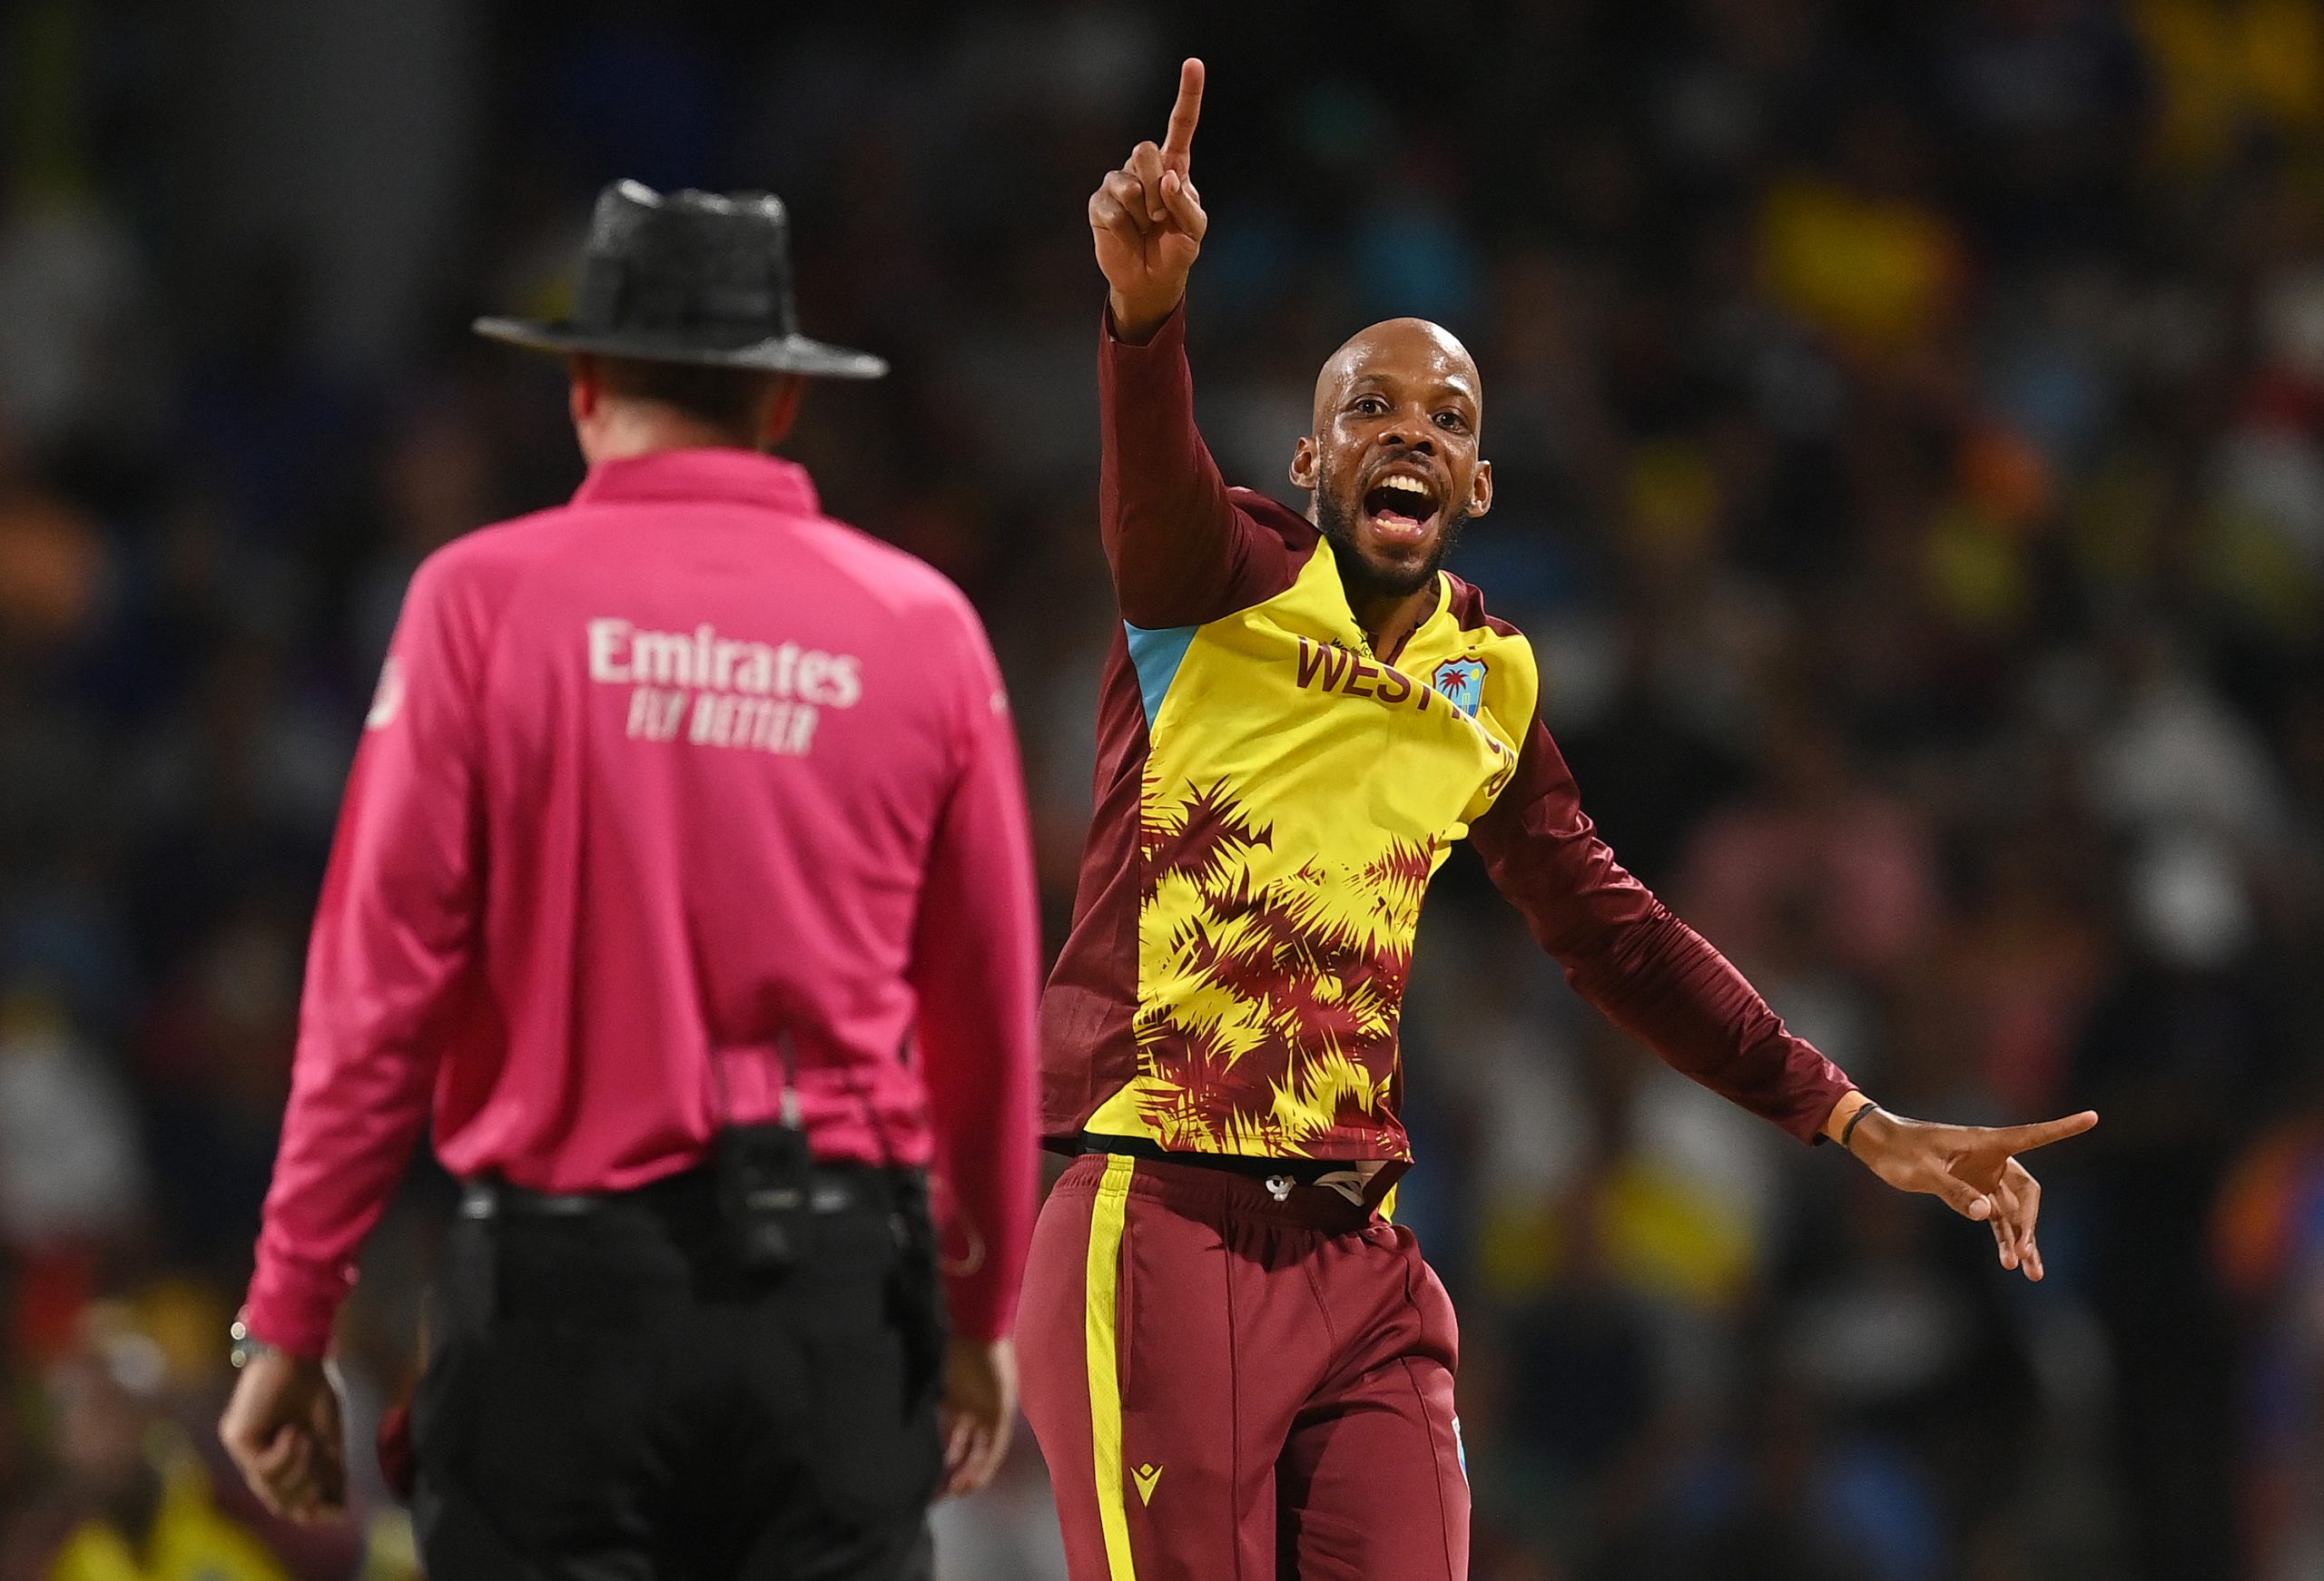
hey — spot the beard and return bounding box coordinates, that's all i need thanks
[1315,489,1472,603]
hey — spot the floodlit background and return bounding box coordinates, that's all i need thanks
[3,1,2322,1577]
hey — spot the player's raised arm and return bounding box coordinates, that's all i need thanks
[1090,56,1206,342]
[1088,60,1294,629]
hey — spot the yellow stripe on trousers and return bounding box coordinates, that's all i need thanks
[1085,1155,1138,1579]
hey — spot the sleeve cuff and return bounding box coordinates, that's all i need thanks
[1100,298,1187,353]
[943,1275,1015,1346]
[1792,1075,1862,1147]
[241,1255,352,1360]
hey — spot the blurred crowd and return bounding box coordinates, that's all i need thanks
[3,0,2323,1577]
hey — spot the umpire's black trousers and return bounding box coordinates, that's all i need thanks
[412,1164,944,1580]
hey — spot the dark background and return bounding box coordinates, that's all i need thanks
[3,1,2322,1577]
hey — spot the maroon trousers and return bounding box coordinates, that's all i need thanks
[1019,1154,1468,1580]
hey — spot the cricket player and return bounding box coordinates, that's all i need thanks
[1019,60,2098,1581]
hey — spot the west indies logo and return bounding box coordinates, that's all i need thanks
[1432,657,1486,717]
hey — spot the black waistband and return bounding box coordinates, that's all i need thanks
[1068,1133,1366,1186]
[461,1161,916,1222]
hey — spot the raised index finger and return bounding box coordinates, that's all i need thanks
[1162,57,1204,165]
[1974,1110,2100,1156]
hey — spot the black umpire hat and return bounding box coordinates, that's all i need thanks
[473,180,887,379]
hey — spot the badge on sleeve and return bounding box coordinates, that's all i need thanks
[367,655,406,730]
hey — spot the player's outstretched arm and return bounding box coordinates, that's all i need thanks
[1824,1095,2097,1281]
[1472,715,2096,1283]
[1090,57,1206,343]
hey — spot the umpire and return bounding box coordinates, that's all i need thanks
[218,182,1042,1579]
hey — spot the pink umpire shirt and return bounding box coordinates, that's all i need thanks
[243,448,1041,1356]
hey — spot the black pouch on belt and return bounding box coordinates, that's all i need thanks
[885,1173,948,1399]
[715,1117,815,1272]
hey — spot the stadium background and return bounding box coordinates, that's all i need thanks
[2,1,2321,1576]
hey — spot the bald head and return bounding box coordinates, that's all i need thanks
[1311,318,1482,435]
[1289,317,1493,609]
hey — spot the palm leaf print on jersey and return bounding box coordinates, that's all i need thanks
[1135,776,1436,1154]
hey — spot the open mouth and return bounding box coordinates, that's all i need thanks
[1362,472,1442,546]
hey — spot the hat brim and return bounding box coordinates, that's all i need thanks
[472,317,888,379]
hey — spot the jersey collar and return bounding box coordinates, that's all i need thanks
[572,447,822,516]
[1384,573,1456,669]
[1315,536,1453,668]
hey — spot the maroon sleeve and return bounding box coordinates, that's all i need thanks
[1470,715,1857,1144]
[244,551,487,1356]
[1100,302,1300,628]
[907,600,1041,1343]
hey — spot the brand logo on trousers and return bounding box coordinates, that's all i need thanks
[1132,1463,1163,1504]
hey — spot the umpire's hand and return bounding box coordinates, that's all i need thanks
[220,1350,349,1522]
[940,1336,1018,1498]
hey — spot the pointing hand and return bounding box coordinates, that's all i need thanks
[1836,1100,2098,1281]
[1089,58,1207,343]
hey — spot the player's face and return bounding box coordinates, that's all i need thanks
[1294,319,1492,602]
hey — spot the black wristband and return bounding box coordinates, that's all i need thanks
[1839,1101,1882,1153]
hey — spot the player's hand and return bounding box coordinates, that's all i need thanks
[938,1335,1018,1498]
[219,1348,349,1523]
[1090,57,1206,343]
[1837,1101,2097,1281]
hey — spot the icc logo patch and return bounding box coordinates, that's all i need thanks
[1432,657,1486,717]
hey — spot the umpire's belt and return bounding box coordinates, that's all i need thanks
[459,1162,909,1221]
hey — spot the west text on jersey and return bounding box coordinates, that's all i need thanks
[1293,636,1421,706]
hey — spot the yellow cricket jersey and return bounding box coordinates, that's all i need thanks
[1092,536,1530,1157]
[1039,308,1854,1166]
